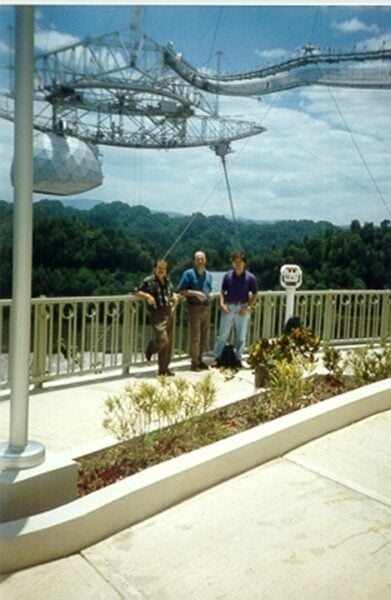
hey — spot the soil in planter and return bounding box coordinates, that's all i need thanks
[77,374,357,497]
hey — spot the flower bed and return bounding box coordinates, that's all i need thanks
[77,337,390,497]
[77,373,356,496]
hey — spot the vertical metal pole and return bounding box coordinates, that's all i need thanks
[285,288,295,324]
[121,299,132,375]
[0,6,45,469]
[214,143,241,251]
[10,5,34,447]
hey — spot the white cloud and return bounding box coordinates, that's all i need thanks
[34,28,80,53]
[332,18,380,35]
[298,87,391,140]
[355,32,391,51]
[254,48,289,61]
[34,9,80,53]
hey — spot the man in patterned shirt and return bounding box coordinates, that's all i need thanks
[135,259,178,376]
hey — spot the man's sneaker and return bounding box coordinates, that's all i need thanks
[210,360,220,368]
[145,342,153,362]
[159,369,175,377]
[199,361,209,370]
[191,363,201,372]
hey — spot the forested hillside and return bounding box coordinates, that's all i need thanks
[0,199,390,297]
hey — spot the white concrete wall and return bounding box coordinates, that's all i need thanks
[0,454,77,522]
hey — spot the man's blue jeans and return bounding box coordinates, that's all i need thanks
[214,303,250,360]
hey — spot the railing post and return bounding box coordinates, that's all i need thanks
[380,292,391,339]
[33,297,48,389]
[322,293,334,343]
[261,295,274,339]
[122,297,133,375]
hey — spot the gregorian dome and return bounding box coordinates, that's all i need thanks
[11,131,103,196]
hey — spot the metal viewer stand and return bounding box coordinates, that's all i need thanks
[280,264,303,328]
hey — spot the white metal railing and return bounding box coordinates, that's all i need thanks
[0,289,390,390]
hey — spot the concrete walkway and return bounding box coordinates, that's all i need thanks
[0,367,390,598]
[0,361,256,457]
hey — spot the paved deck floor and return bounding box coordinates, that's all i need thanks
[0,366,390,598]
[0,361,256,456]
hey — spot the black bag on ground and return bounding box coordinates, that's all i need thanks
[284,316,302,335]
[219,344,238,368]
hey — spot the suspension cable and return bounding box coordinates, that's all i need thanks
[163,157,229,258]
[218,150,242,250]
[203,7,224,67]
[163,142,244,259]
[327,87,391,219]
[312,56,391,220]
[163,211,201,260]
[307,6,320,47]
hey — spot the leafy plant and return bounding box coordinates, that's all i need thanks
[288,327,321,361]
[80,373,219,494]
[346,338,391,386]
[323,345,346,382]
[247,338,282,371]
[264,356,315,419]
[103,372,217,442]
[247,327,320,384]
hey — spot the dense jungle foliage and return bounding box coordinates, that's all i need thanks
[0,199,390,297]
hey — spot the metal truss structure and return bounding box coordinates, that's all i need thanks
[0,28,265,150]
[164,44,391,96]
[2,28,390,150]
[0,20,390,195]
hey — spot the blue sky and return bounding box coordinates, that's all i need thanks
[1,3,391,225]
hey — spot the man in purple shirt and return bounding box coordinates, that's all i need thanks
[214,252,258,368]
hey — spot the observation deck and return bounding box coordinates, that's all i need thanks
[0,290,390,591]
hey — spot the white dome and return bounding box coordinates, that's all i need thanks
[11,132,103,196]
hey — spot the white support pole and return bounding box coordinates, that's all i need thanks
[0,6,45,470]
[285,288,295,324]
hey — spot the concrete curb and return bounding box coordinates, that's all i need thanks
[0,378,390,574]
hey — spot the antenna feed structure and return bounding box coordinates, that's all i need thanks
[212,141,233,159]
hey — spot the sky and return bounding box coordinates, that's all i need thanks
[0,3,391,226]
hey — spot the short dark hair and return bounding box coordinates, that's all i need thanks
[231,251,246,263]
[153,258,168,268]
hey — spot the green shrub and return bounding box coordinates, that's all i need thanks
[264,356,315,419]
[323,345,346,381]
[248,327,320,370]
[248,327,320,388]
[346,339,391,386]
[103,372,217,441]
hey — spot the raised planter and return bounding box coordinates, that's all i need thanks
[0,454,77,523]
[0,378,390,574]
